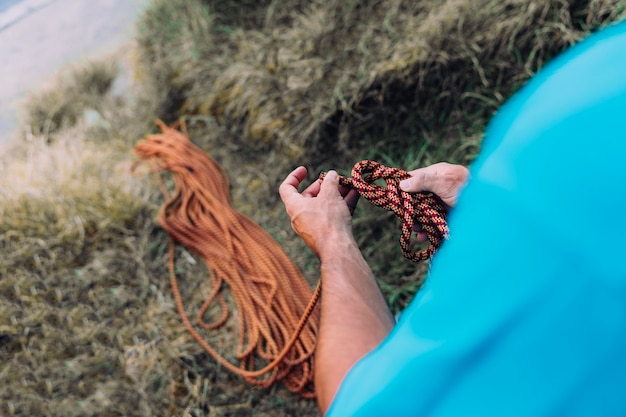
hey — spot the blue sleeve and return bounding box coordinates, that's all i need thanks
[327,20,626,417]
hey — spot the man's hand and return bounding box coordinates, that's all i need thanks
[279,166,360,258]
[399,162,469,241]
[399,162,469,207]
[280,166,393,413]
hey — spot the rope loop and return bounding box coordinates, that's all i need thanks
[135,121,449,399]
[135,120,319,398]
[322,160,449,262]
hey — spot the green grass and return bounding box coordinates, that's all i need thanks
[2,0,625,415]
[21,60,117,138]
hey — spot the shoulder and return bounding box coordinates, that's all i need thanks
[481,20,626,159]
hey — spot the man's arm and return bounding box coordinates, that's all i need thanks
[279,164,468,413]
[279,167,394,412]
[315,229,395,412]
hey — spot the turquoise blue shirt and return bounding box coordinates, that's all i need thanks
[328,20,626,416]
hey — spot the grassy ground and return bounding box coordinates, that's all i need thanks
[2,0,625,415]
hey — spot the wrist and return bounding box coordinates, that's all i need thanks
[317,232,359,263]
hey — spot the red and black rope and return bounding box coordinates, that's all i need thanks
[321,160,449,262]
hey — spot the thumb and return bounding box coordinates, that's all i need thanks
[399,174,422,193]
[320,170,341,196]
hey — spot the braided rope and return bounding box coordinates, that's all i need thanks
[135,121,447,398]
[321,160,449,262]
[135,121,319,398]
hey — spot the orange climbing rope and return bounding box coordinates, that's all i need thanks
[134,121,449,398]
[134,121,320,398]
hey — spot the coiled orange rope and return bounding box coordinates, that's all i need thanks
[134,121,449,398]
[134,121,320,397]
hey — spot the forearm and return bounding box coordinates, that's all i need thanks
[315,235,395,413]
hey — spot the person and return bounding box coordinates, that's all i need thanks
[279,19,626,417]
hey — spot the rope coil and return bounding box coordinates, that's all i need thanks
[134,121,448,398]
[135,121,319,398]
[320,160,449,262]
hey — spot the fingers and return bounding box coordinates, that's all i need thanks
[399,170,427,193]
[398,162,469,208]
[279,166,308,202]
[280,167,357,212]
[302,178,322,197]
[280,168,344,200]
[412,222,428,242]
[319,170,340,197]
[344,188,360,215]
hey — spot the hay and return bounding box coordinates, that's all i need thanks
[0,133,159,416]
[21,61,118,138]
[2,0,625,415]
[169,0,625,159]
[145,0,625,312]
[0,130,319,416]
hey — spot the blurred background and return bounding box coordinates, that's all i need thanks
[0,1,624,416]
[0,0,148,143]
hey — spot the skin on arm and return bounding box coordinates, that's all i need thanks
[279,167,395,413]
[279,163,469,413]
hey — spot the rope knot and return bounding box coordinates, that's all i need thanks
[321,160,449,262]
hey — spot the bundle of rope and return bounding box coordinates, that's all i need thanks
[320,160,449,262]
[134,121,320,397]
[134,121,450,398]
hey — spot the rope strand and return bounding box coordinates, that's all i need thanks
[320,160,449,261]
[134,121,448,398]
[135,121,319,397]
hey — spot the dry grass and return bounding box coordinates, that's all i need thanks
[156,0,626,309]
[165,0,626,158]
[0,112,318,417]
[2,0,625,415]
[21,60,118,138]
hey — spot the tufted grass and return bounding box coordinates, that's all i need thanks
[2,0,624,415]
